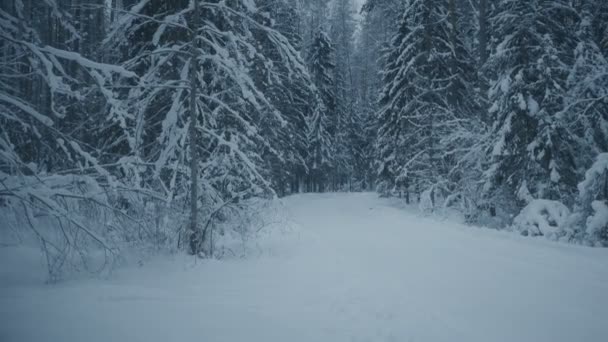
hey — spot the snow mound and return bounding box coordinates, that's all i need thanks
[512,199,570,237]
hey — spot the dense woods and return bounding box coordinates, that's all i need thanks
[2,0,608,278]
[372,0,608,244]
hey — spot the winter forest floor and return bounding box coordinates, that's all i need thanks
[1,193,608,342]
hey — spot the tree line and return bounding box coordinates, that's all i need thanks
[368,0,608,245]
[1,0,607,279]
[0,0,363,277]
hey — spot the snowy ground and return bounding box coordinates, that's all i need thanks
[1,193,608,342]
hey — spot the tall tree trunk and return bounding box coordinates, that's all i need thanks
[448,0,458,108]
[478,0,488,67]
[189,0,201,255]
[477,0,490,124]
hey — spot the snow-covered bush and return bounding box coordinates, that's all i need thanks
[511,199,571,239]
[0,175,123,281]
[171,196,296,259]
[418,189,435,213]
[375,178,393,198]
[585,201,608,246]
[210,198,296,258]
[571,153,608,246]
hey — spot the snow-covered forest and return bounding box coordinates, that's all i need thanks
[3,0,608,270]
[2,0,608,339]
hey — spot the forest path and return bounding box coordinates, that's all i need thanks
[2,193,608,342]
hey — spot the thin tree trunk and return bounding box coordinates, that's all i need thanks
[189,0,201,255]
[448,0,458,107]
[478,0,488,67]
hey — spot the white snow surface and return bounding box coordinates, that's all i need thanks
[2,193,608,342]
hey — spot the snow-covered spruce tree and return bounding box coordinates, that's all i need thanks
[350,0,404,191]
[0,0,137,279]
[375,0,480,207]
[482,0,579,220]
[252,0,316,196]
[566,2,608,179]
[306,30,336,191]
[441,0,485,209]
[358,0,403,103]
[104,0,314,255]
[357,0,405,117]
[375,2,422,199]
[360,0,404,27]
[591,0,608,58]
[256,0,303,49]
[328,0,357,191]
[341,104,375,191]
[300,0,331,58]
[561,2,608,246]
[306,97,334,193]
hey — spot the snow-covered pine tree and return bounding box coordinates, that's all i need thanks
[374,9,409,197]
[328,0,355,191]
[440,0,486,212]
[306,30,336,191]
[104,0,314,254]
[560,1,608,246]
[258,0,303,49]
[483,0,579,219]
[375,0,480,206]
[0,0,136,278]
[358,0,404,107]
[566,1,608,177]
[301,0,331,58]
[360,0,404,22]
[352,0,405,191]
[306,97,334,193]
[329,0,357,191]
[252,0,317,196]
[591,0,608,58]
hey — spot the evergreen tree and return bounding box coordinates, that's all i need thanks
[483,0,579,217]
[105,0,315,254]
[376,0,480,206]
[253,0,317,195]
[591,0,608,57]
[329,0,358,190]
[352,0,405,191]
[0,0,135,277]
[306,97,334,192]
[566,1,608,174]
[306,30,336,191]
